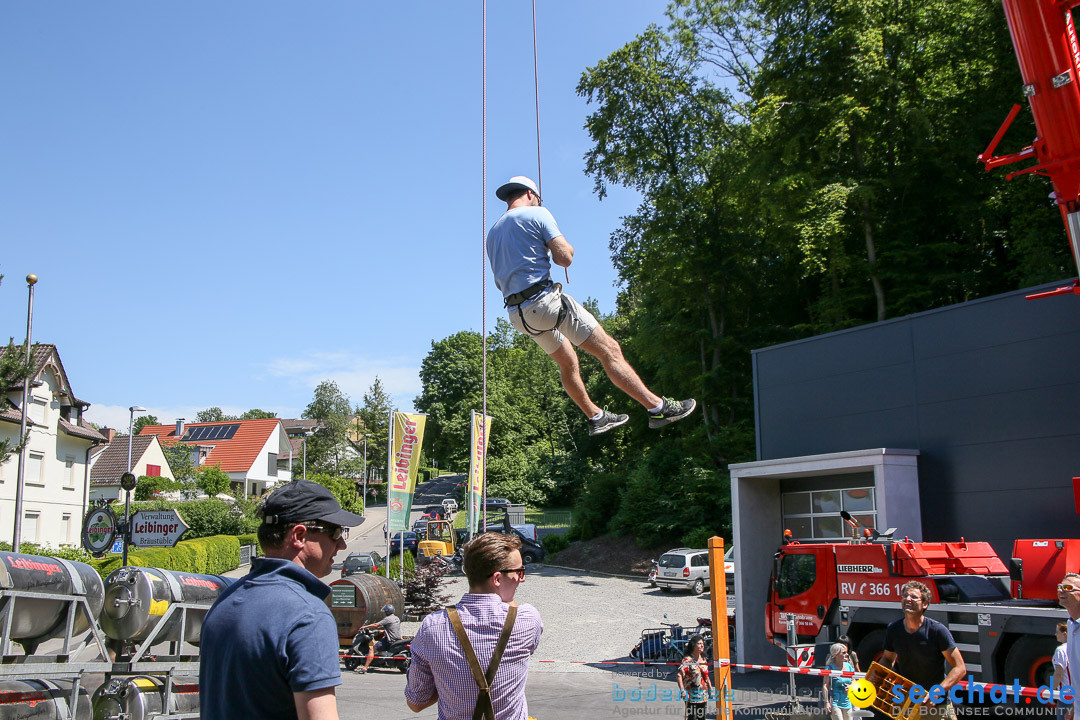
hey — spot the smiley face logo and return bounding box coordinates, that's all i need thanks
[848,678,877,708]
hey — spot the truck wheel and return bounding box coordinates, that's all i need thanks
[692,578,705,595]
[856,629,886,667]
[1005,635,1058,689]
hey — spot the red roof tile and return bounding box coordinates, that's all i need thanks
[138,418,283,473]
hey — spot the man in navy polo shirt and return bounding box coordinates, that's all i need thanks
[200,479,363,720]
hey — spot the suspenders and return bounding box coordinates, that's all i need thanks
[445,603,519,720]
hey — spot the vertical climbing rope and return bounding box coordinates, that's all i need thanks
[480,0,547,535]
[532,0,542,197]
[481,0,488,534]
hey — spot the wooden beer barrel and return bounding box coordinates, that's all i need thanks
[328,574,404,646]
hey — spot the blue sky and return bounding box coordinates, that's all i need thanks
[0,2,669,431]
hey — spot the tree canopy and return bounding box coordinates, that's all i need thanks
[411,0,1069,548]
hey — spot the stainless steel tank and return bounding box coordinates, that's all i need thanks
[99,567,235,646]
[328,573,404,646]
[0,552,104,651]
[91,675,198,720]
[0,679,90,719]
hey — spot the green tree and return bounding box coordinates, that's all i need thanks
[414,332,483,470]
[133,414,159,434]
[304,472,363,516]
[195,407,238,423]
[135,475,177,501]
[0,340,32,464]
[357,378,392,480]
[196,465,231,498]
[240,408,276,420]
[161,440,197,483]
[303,381,352,475]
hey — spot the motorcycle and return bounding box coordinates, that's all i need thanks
[343,630,412,673]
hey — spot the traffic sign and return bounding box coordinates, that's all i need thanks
[110,539,124,554]
[81,505,118,557]
[129,509,189,547]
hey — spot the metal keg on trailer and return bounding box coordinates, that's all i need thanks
[0,680,90,720]
[99,567,235,646]
[91,676,198,720]
[328,573,404,646]
[0,552,104,654]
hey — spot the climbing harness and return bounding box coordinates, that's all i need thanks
[504,281,570,337]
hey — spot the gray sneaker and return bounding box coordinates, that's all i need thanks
[648,398,697,429]
[588,410,629,436]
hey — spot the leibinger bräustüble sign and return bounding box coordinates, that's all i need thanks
[130,509,189,547]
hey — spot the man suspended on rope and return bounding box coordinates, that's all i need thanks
[487,175,696,436]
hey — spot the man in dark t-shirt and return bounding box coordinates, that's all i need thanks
[881,580,966,718]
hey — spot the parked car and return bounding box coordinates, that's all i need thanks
[341,551,383,578]
[654,548,709,594]
[485,497,511,510]
[513,529,545,564]
[412,518,429,537]
[511,523,537,541]
[442,498,458,515]
[390,531,419,554]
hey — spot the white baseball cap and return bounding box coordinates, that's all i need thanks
[495,176,540,202]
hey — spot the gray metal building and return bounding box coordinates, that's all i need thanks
[729,280,1080,664]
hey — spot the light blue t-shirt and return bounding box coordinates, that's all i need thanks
[486,206,563,302]
[829,661,853,708]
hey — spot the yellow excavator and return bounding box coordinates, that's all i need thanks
[416,519,456,565]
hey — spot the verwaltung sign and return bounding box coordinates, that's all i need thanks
[130,509,189,548]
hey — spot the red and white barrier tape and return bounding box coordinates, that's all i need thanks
[527,658,1068,702]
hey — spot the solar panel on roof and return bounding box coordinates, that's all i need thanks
[182,423,240,442]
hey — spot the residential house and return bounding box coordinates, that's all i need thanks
[0,344,107,547]
[138,418,292,497]
[88,432,175,502]
[280,418,319,476]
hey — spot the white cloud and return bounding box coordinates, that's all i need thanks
[261,351,422,410]
[84,403,297,431]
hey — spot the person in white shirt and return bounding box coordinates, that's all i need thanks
[1057,574,1080,720]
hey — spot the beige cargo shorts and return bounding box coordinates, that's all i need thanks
[509,284,599,354]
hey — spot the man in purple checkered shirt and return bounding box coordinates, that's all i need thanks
[405,533,544,720]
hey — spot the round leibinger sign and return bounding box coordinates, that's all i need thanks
[81,505,118,557]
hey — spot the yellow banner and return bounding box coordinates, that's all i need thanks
[387,412,426,532]
[467,412,493,534]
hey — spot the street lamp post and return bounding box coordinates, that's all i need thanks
[122,406,147,567]
[12,274,37,553]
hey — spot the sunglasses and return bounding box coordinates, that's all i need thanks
[491,567,526,580]
[303,523,346,541]
[1058,584,1080,594]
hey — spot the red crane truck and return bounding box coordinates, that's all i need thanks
[766,526,1080,688]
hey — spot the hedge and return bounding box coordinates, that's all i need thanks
[89,534,240,579]
[388,550,416,577]
[238,533,260,555]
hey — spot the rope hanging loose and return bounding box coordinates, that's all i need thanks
[481,0,488,534]
[479,0,552,533]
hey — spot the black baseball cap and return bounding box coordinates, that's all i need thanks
[261,480,364,527]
